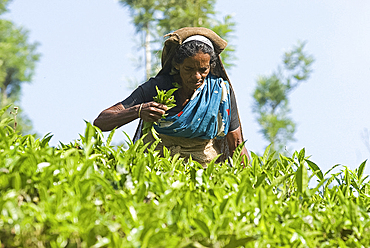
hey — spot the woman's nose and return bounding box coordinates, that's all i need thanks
[193,71,202,80]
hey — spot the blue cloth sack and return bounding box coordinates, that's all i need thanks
[154,73,231,139]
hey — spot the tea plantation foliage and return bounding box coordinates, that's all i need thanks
[1,106,370,247]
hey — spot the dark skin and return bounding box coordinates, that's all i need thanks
[94,51,250,164]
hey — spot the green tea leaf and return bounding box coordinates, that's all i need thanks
[262,144,271,162]
[309,178,328,195]
[193,218,210,238]
[258,188,266,216]
[106,127,116,146]
[298,147,305,163]
[357,159,367,182]
[123,130,133,145]
[0,104,12,118]
[40,132,53,148]
[296,163,308,194]
[269,173,294,190]
[224,236,256,248]
[306,159,323,181]
[324,163,341,177]
[254,173,267,188]
[232,141,246,167]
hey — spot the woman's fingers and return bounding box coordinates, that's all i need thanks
[140,102,168,122]
[150,102,168,111]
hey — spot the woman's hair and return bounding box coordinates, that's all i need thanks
[173,40,217,68]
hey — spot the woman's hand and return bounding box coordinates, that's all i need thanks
[139,101,168,122]
[226,127,250,166]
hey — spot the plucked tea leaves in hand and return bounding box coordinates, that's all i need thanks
[142,86,177,141]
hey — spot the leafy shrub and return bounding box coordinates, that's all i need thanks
[0,105,369,247]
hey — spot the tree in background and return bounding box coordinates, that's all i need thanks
[0,0,10,14]
[158,0,236,68]
[252,42,314,154]
[119,0,158,81]
[0,0,40,134]
[119,0,235,82]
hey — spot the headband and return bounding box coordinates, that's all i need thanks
[183,35,214,51]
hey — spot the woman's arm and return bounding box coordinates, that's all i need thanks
[226,126,250,165]
[93,102,167,131]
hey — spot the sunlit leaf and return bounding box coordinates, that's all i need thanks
[296,163,308,194]
[193,218,210,238]
[358,160,367,183]
[306,159,323,181]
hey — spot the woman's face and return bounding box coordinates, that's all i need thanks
[177,51,211,93]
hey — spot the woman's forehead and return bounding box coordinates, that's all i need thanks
[181,52,210,67]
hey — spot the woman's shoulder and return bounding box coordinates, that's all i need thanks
[140,74,174,91]
[208,73,227,81]
[207,73,229,87]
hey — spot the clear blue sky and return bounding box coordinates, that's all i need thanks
[5,0,370,173]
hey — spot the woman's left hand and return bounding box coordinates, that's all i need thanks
[226,127,250,165]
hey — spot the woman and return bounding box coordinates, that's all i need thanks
[94,27,249,166]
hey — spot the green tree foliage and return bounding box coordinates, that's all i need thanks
[119,0,235,81]
[158,0,236,68]
[0,0,40,134]
[0,0,10,14]
[253,42,314,153]
[119,0,158,81]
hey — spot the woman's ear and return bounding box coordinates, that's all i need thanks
[169,64,180,76]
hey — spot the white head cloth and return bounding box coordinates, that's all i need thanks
[183,35,214,51]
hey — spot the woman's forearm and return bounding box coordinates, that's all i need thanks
[94,101,168,131]
[93,103,139,131]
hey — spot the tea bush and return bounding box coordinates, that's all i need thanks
[0,105,369,247]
